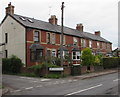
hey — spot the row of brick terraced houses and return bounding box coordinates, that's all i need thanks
[0,3,112,67]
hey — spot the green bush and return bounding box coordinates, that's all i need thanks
[94,55,102,66]
[29,64,42,76]
[2,58,11,73]
[102,57,120,69]
[2,55,23,73]
[81,48,94,66]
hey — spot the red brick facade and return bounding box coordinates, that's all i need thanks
[25,27,112,67]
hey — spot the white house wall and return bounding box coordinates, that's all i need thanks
[1,16,26,64]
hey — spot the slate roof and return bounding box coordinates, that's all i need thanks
[11,14,111,43]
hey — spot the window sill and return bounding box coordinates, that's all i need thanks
[72,59,80,61]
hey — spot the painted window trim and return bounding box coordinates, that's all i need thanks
[72,51,81,60]
[73,37,78,46]
[33,30,40,43]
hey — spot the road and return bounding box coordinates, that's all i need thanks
[2,72,119,96]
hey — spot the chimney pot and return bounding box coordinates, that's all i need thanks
[95,31,101,36]
[76,23,83,32]
[48,15,58,25]
[6,2,14,16]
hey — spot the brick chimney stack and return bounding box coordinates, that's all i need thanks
[95,31,101,36]
[76,23,83,32]
[6,2,14,16]
[48,15,58,25]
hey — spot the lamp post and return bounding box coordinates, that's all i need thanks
[60,2,64,67]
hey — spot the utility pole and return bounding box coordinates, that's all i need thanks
[60,2,64,67]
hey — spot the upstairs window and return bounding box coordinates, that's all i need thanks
[34,31,39,43]
[102,42,105,49]
[47,33,51,44]
[5,33,8,43]
[83,39,86,47]
[51,33,55,44]
[97,42,100,49]
[81,38,84,47]
[60,35,66,45]
[73,37,78,46]
[107,44,111,51]
[89,40,92,48]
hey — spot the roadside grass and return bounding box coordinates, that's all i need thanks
[0,85,4,89]
[44,73,67,79]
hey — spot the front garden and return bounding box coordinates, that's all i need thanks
[2,48,120,78]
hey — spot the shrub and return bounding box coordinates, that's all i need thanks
[102,57,120,69]
[2,58,11,73]
[81,48,94,66]
[94,55,102,66]
[29,64,42,76]
[2,55,23,73]
[10,55,24,73]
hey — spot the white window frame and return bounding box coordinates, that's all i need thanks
[34,31,40,43]
[89,40,92,48]
[72,51,81,60]
[51,33,55,44]
[51,49,56,57]
[97,42,100,49]
[83,39,86,47]
[81,38,83,47]
[47,32,51,44]
[73,37,78,46]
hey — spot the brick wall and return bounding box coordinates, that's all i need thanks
[26,28,112,67]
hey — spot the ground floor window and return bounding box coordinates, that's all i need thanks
[47,49,56,57]
[72,51,81,60]
[58,50,69,59]
[31,49,43,61]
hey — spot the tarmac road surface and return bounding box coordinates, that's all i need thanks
[2,72,118,96]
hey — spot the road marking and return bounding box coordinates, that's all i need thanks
[73,80,77,82]
[36,85,42,87]
[11,90,21,93]
[14,90,21,92]
[113,79,120,82]
[41,79,51,81]
[25,87,33,90]
[66,84,103,96]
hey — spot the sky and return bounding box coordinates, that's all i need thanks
[0,0,119,50]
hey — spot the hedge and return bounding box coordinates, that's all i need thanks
[102,57,120,69]
[2,55,24,73]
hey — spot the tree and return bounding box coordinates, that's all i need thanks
[81,48,94,66]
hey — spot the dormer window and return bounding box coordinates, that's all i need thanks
[28,19,34,23]
[20,17,26,21]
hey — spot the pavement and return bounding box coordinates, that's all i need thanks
[1,68,118,95]
[72,68,118,80]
